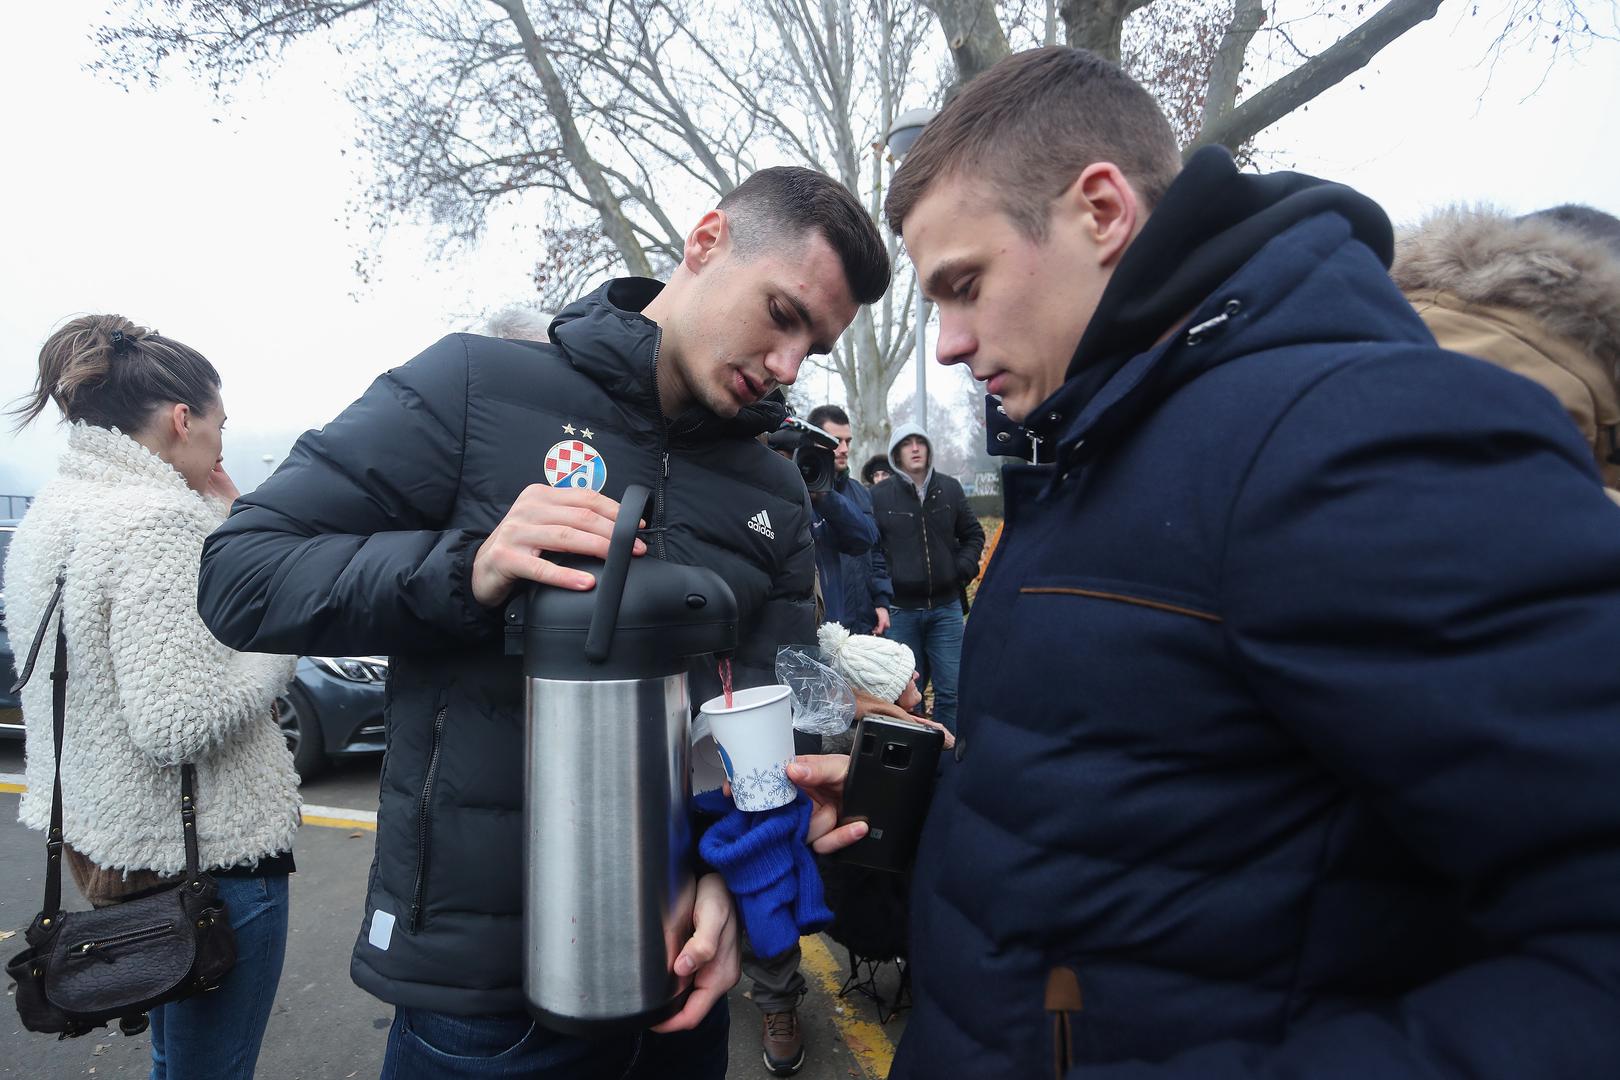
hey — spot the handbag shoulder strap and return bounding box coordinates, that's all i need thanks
[12,574,69,918]
[9,573,64,696]
[13,573,202,922]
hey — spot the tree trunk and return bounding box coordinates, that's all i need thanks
[1190,0,1443,156]
[495,0,654,277]
[921,0,1010,85]
[846,329,899,477]
[1199,0,1266,136]
[1060,0,1151,65]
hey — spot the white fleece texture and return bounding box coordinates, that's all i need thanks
[5,423,301,875]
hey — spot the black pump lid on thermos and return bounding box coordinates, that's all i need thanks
[504,484,738,679]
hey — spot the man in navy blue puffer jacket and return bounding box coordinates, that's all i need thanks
[794,47,1620,1079]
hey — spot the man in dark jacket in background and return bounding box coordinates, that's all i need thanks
[796,47,1620,1079]
[807,404,892,634]
[870,422,984,733]
[197,167,889,1079]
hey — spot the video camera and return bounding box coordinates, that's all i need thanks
[767,416,840,493]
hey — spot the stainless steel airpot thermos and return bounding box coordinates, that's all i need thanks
[504,484,738,1034]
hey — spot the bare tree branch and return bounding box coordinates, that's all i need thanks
[1190,0,1444,154]
[1199,0,1266,134]
[492,0,653,275]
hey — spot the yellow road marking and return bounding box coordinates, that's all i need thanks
[2,782,378,833]
[303,813,377,832]
[801,933,896,1079]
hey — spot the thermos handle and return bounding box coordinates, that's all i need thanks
[584,484,652,663]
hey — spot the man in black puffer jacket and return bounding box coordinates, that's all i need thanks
[870,422,984,733]
[197,167,889,1079]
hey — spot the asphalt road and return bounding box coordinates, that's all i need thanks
[0,744,908,1079]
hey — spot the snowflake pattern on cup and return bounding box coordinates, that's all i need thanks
[730,759,796,812]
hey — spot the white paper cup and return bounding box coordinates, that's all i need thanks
[698,684,797,812]
[688,711,727,796]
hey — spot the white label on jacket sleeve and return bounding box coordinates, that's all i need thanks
[369,909,396,951]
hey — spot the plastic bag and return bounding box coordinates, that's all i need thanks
[776,645,856,735]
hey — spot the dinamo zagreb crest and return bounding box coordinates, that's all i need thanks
[543,439,607,491]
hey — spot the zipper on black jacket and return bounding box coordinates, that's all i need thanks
[409,705,449,932]
[649,327,671,559]
[914,483,936,598]
[656,451,670,559]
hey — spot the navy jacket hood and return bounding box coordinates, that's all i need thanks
[1004,147,1395,461]
[1056,147,1393,410]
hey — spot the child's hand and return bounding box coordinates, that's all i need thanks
[787,754,868,854]
[852,689,956,750]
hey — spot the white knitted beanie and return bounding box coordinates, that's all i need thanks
[817,622,916,705]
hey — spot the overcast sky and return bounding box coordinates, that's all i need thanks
[2,1,1616,498]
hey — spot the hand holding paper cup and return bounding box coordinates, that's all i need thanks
[699,684,797,811]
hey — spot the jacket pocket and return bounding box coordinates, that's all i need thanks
[879,507,921,543]
[1019,577,1221,625]
[408,702,450,933]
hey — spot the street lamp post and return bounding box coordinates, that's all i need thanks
[885,108,936,433]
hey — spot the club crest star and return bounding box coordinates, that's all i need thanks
[562,423,576,435]
[581,428,594,439]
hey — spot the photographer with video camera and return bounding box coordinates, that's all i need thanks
[807,405,893,636]
[768,415,878,630]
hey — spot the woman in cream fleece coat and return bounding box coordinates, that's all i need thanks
[5,315,300,1079]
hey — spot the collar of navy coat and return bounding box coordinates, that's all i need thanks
[1017,210,1438,497]
[1008,147,1402,483]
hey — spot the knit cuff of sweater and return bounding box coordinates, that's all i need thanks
[693,789,833,960]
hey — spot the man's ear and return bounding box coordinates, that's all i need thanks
[1060,163,1140,269]
[682,209,729,273]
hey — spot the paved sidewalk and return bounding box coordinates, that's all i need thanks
[2,749,908,1078]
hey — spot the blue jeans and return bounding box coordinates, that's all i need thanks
[379,998,729,1079]
[888,605,964,734]
[149,874,290,1080]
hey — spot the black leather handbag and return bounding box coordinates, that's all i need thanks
[5,574,237,1039]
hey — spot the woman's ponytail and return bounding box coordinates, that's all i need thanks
[9,315,220,433]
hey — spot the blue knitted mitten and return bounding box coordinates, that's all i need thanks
[693,788,834,959]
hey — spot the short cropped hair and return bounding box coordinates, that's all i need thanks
[885,47,1182,241]
[807,404,850,428]
[720,167,891,305]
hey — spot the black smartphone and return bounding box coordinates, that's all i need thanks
[829,715,944,872]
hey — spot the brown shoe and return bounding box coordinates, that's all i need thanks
[762,1008,806,1075]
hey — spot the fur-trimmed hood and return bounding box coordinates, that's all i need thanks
[1392,206,1620,379]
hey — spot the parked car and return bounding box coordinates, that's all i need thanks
[0,519,20,737]
[277,655,387,779]
[1,516,383,779]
